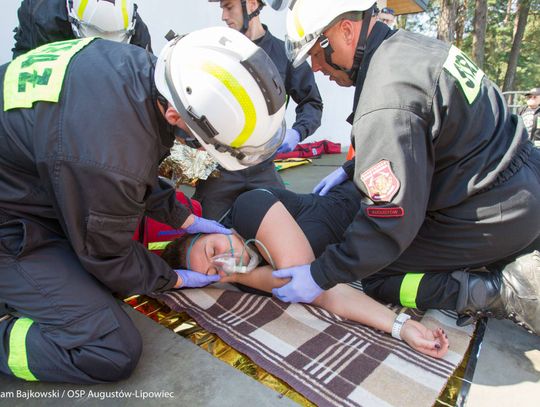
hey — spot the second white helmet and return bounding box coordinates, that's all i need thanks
[285,0,375,67]
[67,0,137,43]
[155,27,287,171]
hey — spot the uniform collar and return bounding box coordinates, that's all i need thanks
[346,22,395,125]
[253,24,271,46]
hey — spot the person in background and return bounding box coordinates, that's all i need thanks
[194,0,323,220]
[12,0,153,58]
[0,27,285,383]
[519,87,540,146]
[377,7,396,29]
[276,0,540,335]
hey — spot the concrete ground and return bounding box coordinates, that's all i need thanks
[0,153,538,406]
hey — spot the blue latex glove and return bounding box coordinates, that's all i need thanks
[175,269,220,288]
[276,128,301,153]
[271,264,323,303]
[185,215,232,235]
[312,167,348,196]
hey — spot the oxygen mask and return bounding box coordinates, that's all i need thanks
[210,234,260,275]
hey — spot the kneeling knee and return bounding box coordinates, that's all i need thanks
[75,323,143,382]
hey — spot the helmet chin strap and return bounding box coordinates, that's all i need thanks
[348,6,374,82]
[320,6,375,82]
[240,0,263,34]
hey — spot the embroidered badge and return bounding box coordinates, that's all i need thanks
[360,160,400,202]
[366,206,405,218]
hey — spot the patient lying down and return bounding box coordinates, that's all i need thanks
[161,199,449,359]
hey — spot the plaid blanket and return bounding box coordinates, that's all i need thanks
[158,288,474,407]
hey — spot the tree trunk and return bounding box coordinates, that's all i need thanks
[504,0,515,25]
[396,14,408,30]
[472,0,488,68]
[503,0,530,91]
[437,0,458,43]
[455,0,467,47]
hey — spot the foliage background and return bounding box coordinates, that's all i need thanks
[399,0,539,92]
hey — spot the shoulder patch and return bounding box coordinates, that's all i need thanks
[443,45,485,105]
[360,160,400,202]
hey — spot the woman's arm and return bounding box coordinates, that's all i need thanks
[224,199,448,358]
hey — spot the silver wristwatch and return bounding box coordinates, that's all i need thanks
[391,313,411,340]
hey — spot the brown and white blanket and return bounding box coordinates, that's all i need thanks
[158,288,474,407]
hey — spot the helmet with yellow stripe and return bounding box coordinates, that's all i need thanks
[285,0,375,68]
[155,27,287,171]
[67,0,137,43]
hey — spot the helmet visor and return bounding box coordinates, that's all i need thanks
[236,119,286,166]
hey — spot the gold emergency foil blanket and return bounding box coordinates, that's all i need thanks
[159,142,219,187]
[124,295,474,406]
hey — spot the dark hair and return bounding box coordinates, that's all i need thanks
[381,7,395,15]
[161,235,195,269]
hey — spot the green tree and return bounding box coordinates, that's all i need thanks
[402,0,539,91]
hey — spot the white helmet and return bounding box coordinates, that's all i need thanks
[67,0,137,43]
[155,27,287,171]
[285,0,375,68]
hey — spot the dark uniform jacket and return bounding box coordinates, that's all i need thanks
[311,23,533,289]
[0,40,189,296]
[519,105,540,142]
[254,25,322,140]
[12,0,153,59]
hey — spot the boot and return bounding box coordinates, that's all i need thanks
[452,250,540,335]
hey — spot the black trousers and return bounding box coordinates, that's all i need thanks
[0,219,142,383]
[193,159,285,221]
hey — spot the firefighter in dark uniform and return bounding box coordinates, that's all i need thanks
[196,0,323,220]
[0,27,286,382]
[273,0,540,335]
[12,0,153,59]
[518,87,540,145]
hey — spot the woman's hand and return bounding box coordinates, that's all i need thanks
[400,320,449,358]
[217,270,238,284]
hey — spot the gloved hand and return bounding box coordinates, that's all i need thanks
[185,215,232,235]
[276,128,301,153]
[312,167,348,196]
[271,264,323,303]
[175,269,220,288]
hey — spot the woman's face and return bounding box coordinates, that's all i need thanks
[188,233,248,275]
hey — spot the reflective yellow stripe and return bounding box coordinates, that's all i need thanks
[77,0,89,19]
[148,241,172,251]
[201,62,256,148]
[293,2,304,38]
[121,0,129,29]
[399,273,424,309]
[8,318,38,381]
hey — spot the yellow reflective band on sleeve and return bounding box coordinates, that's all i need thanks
[8,318,38,381]
[443,45,485,105]
[399,273,424,309]
[201,62,256,148]
[3,38,95,111]
[148,241,173,251]
[122,0,129,29]
[77,0,90,19]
